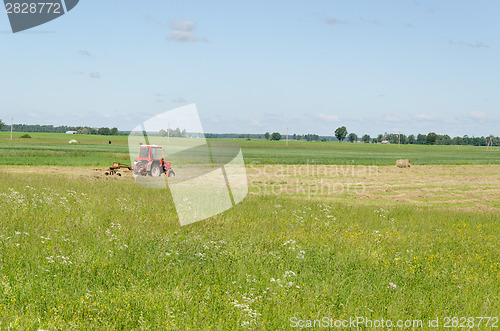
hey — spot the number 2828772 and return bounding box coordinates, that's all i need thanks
[5,2,62,14]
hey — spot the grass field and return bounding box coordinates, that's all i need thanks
[1,132,500,167]
[0,133,499,329]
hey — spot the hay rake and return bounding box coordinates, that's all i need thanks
[94,162,132,176]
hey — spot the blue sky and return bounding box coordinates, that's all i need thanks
[1,0,499,136]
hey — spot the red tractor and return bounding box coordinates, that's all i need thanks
[133,144,175,177]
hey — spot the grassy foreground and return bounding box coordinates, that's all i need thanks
[0,170,498,329]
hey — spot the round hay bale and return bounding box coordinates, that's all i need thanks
[396,159,411,168]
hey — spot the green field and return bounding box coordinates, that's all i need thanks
[1,132,499,167]
[0,133,499,329]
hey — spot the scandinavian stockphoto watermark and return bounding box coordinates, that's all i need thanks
[3,0,79,33]
[128,104,248,227]
[247,163,379,197]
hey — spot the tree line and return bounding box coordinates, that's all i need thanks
[1,120,498,146]
[333,126,499,146]
[263,132,333,142]
[205,133,262,139]
[157,128,187,137]
[263,126,499,146]
[0,122,122,136]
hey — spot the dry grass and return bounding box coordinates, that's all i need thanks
[246,164,500,210]
[3,164,499,210]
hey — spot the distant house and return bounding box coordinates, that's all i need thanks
[66,131,77,134]
[381,140,390,144]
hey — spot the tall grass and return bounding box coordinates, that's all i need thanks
[0,172,498,329]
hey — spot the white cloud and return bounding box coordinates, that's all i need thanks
[325,18,348,25]
[78,50,91,57]
[383,113,405,122]
[171,97,186,103]
[263,112,284,118]
[170,20,195,32]
[443,117,457,124]
[360,17,382,26]
[28,112,43,118]
[89,72,100,79]
[449,40,489,49]
[414,113,435,121]
[325,17,381,26]
[316,113,339,122]
[168,20,206,42]
[251,119,266,127]
[468,111,486,120]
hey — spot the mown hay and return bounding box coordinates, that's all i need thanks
[396,159,411,168]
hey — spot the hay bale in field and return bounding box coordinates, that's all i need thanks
[69,139,78,144]
[396,159,411,168]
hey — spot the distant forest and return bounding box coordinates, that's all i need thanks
[0,124,123,135]
[367,132,500,147]
[0,122,499,146]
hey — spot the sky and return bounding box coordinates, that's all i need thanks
[1,0,499,137]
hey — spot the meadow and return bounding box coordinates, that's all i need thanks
[0,132,499,329]
[1,132,500,167]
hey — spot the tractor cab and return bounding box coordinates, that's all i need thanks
[138,145,162,160]
[133,145,175,177]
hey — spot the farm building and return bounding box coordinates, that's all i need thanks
[66,131,77,134]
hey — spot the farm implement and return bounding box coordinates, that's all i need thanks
[94,162,132,176]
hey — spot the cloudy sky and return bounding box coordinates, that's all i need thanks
[1,0,499,136]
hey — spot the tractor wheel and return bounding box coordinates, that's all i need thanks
[150,164,161,177]
[167,170,175,178]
